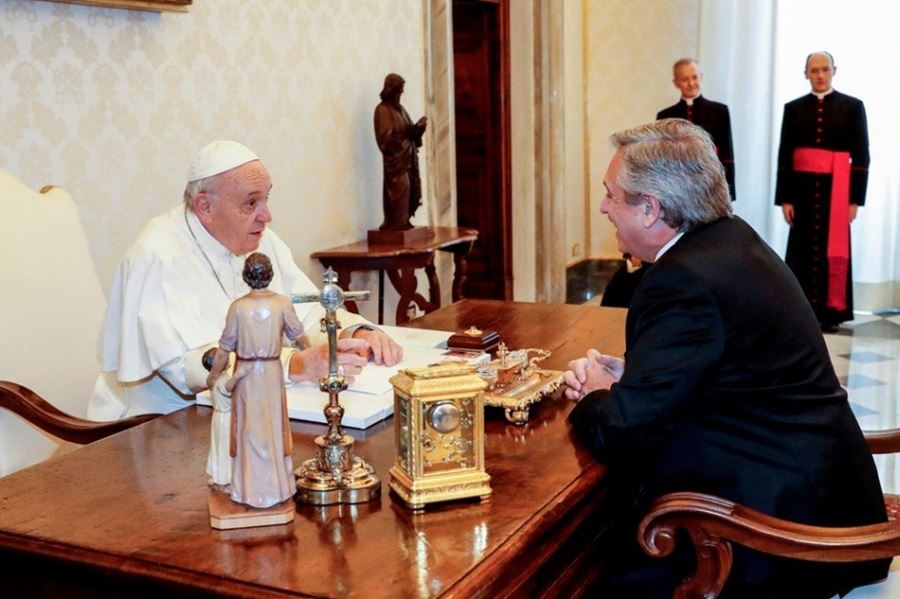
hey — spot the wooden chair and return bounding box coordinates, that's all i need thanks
[0,169,155,477]
[638,429,900,598]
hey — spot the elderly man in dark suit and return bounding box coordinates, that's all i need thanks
[657,58,736,200]
[563,119,887,598]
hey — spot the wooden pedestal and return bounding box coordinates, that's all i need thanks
[208,492,295,530]
[367,227,434,245]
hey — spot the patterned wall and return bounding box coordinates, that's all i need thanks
[0,0,425,322]
[586,0,699,257]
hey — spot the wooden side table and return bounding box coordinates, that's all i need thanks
[311,226,478,324]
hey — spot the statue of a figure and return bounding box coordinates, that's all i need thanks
[206,252,304,509]
[202,348,251,491]
[374,73,427,231]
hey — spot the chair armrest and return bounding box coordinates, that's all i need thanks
[0,381,158,445]
[638,491,900,599]
[864,428,900,454]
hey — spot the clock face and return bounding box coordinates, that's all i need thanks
[422,396,477,475]
[428,401,460,433]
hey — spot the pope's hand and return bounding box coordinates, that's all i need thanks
[562,349,623,401]
[352,328,403,366]
[288,338,370,384]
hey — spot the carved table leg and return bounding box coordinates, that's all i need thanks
[386,267,438,324]
[424,257,440,308]
[449,241,475,302]
[386,268,418,325]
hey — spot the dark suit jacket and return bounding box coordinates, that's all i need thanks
[600,262,647,308]
[658,96,736,200]
[570,216,887,597]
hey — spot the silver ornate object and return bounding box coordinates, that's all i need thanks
[476,344,564,425]
[293,268,381,505]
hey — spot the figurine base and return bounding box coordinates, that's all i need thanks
[208,492,295,530]
[389,465,492,511]
[368,226,434,245]
[295,434,381,505]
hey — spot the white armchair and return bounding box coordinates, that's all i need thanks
[0,169,154,476]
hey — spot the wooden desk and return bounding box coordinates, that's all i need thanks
[311,227,478,325]
[0,300,627,597]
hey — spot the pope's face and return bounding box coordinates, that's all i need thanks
[805,54,835,94]
[600,150,649,259]
[204,161,273,255]
[673,63,701,98]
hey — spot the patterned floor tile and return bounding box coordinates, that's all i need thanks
[841,351,895,364]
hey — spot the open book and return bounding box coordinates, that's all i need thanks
[198,325,464,429]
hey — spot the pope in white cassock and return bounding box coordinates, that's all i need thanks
[89,140,403,419]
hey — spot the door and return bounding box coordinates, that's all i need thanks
[452,0,512,299]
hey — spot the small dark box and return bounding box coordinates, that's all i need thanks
[448,326,501,353]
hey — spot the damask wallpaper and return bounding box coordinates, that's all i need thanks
[1,0,425,322]
[586,0,700,258]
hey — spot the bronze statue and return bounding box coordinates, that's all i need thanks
[374,73,427,231]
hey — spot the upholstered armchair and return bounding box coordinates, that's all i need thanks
[638,429,900,598]
[0,169,155,477]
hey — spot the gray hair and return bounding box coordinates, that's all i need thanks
[805,51,835,71]
[672,57,698,77]
[183,173,221,210]
[609,119,731,232]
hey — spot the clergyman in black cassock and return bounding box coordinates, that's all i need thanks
[565,119,887,598]
[775,51,869,330]
[657,58,736,201]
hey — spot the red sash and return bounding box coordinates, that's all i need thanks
[792,148,851,311]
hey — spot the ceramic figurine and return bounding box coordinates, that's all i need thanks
[206,253,304,511]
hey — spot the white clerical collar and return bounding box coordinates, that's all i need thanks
[812,88,834,100]
[655,231,685,261]
[682,94,700,106]
[184,206,234,261]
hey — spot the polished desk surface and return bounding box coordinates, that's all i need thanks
[0,300,626,597]
[310,227,478,259]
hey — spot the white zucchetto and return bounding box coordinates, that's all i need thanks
[187,140,259,183]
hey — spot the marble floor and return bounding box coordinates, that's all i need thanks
[827,312,900,494]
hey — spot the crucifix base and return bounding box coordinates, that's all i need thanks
[295,434,381,505]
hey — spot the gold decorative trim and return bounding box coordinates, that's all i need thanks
[41,0,191,13]
[483,368,563,425]
[390,366,487,397]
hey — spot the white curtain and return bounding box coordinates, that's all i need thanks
[698,0,900,312]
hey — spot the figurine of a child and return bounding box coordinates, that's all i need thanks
[201,348,250,491]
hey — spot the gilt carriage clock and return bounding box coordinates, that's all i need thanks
[388,363,491,510]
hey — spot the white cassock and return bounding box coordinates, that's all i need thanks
[89,205,370,419]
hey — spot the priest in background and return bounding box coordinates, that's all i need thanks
[89,140,402,419]
[657,58,736,201]
[775,51,869,332]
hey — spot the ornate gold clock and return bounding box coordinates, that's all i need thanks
[388,363,491,510]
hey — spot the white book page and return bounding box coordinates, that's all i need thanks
[197,327,457,429]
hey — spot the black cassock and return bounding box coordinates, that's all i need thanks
[657,96,736,201]
[775,90,869,327]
